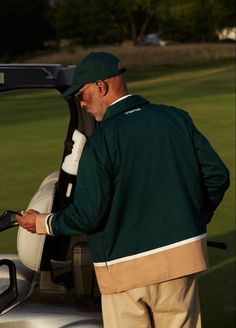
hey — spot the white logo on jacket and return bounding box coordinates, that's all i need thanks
[125,108,142,115]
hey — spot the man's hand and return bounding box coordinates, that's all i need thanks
[16,209,39,233]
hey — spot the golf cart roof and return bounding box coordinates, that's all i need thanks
[0,64,75,93]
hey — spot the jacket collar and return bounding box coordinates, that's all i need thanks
[103,95,149,121]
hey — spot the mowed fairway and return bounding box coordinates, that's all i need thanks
[0,61,235,327]
[0,89,69,252]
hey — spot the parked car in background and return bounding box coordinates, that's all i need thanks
[138,33,168,46]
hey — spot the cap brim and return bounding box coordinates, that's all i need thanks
[62,84,81,98]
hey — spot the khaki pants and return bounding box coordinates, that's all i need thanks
[102,275,201,328]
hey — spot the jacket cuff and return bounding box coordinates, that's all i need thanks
[36,213,53,235]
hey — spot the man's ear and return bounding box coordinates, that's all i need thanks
[96,80,108,96]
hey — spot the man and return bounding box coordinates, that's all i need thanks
[17,51,229,327]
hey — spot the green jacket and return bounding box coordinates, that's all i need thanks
[52,95,229,294]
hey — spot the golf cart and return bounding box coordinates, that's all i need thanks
[0,64,103,327]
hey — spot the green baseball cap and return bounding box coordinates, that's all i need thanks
[63,51,126,98]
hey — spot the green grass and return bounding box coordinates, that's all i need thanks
[0,90,69,253]
[0,61,235,327]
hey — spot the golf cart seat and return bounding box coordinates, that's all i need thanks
[0,171,59,314]
[17,171,59,271]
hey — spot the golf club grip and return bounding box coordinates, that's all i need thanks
[207,240,227,249]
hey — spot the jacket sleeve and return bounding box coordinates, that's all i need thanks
[192,123,230,222]
[51,138,113,236]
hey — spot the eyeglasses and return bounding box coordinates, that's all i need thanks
[75,83,94,102]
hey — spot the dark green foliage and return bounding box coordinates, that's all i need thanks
[213,0,236,29]
[158,0,218,42]
[53,0,122,45]
[0,0,235,60]
[0,0,55,60]
[52,0,235,46]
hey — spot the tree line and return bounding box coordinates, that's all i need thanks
[0,0,235,60]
